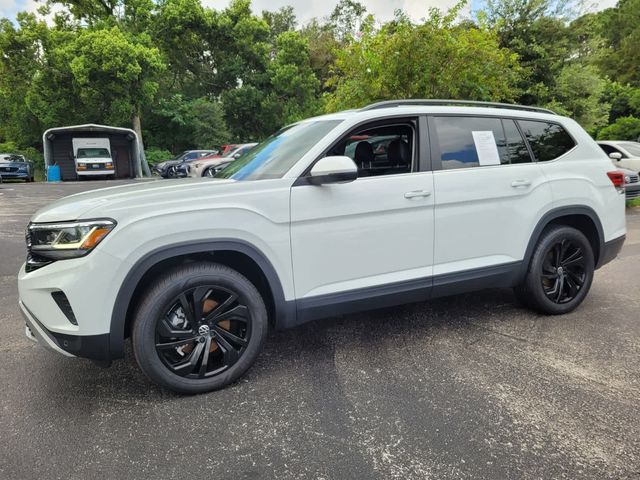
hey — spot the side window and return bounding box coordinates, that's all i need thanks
[185,152,197,160]
[503,119,533,164]
[599,144,625,157]
[329,122,415,177]
[433,116,533,169]
[518,120,575,162]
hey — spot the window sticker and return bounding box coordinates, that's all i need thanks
[472,131,501,166]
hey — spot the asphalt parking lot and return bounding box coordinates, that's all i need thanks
[1,180,639,480]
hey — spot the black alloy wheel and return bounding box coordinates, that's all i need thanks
[155,286,250,378]
[204,166,217,177]
[132,263,268,394]
[515,225,594,315]
[540,238,587,304]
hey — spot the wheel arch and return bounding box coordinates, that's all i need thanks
[109,240,295,360]
[521,206,605,279]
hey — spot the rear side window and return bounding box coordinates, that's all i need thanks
[518,120,575,162]
[433,116,533,169]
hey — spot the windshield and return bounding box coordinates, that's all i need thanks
[217,120,342,181]
[77,148,110,159]
[621,142,640,157]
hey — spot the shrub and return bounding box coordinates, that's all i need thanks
[144,147,173,166]
[597,117,640,141]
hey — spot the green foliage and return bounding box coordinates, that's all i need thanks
[545,63,609,131]
[145,95,229,151]
[326,8,521,111]
[144,147,173,165]
[596,117,640,141]
[0,0,639,160]
[597,0,640,86]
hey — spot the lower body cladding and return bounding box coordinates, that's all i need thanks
[21,301,110,363]
[19,234,626,365]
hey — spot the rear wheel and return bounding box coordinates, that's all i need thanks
[167,166,177,178]
[132,262,268,394]
[515,225,594,314]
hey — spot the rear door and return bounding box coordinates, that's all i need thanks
[430,115,553,286]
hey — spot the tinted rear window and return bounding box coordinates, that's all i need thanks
[433,116,532,169]
[518,120,575,162]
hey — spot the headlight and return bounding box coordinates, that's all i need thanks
[26,219,116,266]
[625,175,630,184]
[18,165,28,171]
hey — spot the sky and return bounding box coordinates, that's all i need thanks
[0,0,620,25]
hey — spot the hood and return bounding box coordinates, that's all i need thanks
[31,178,237,223]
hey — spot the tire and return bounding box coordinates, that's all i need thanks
[203,166,216,178]
[167,166,177,178]
[515,225,594,315]
[132,262,268,394]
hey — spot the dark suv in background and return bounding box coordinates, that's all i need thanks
[153,150,220,178]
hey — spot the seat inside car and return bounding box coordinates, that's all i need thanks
[386,138,411,173]
[354,141,375,175]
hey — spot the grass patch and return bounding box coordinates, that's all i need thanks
[627,198,640,208]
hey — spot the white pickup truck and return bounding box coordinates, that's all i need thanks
[72,138,115,178]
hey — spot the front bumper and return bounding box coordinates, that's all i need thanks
[77,170,115,176]
[21,301,111,361]
[0,171,29,179]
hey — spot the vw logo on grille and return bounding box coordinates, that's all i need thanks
[198,325,210,335]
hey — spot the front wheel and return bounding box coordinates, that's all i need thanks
[132,262,268,394]
[515,225,594,315]
[203,166,217,177]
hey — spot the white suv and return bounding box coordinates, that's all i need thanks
[19,100,627,393]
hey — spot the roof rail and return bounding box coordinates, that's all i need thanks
[361,99,556,115]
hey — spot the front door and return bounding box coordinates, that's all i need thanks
[290,118,435,311]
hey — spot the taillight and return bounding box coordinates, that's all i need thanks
[607,171,625,188]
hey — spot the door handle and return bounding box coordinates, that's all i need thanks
[511,179,532,188]
[404,190,432,199]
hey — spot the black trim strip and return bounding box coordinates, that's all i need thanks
[295,261,523,327]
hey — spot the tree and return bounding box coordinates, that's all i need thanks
[262,6,296,41]
[597,0,640,86]
[326,9,521,111]
[27,26,165,144]
[329,0,367,41]
[545,63,608,131]
[597,117,640,141]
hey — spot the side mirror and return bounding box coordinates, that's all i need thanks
[309,156,358,185]
[609,152,623,160]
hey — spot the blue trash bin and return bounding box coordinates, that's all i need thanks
[47,164,61,182]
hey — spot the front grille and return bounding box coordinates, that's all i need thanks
[0,166,18,172]
[627,174,639,184]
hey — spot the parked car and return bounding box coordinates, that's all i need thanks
[19,99,626,394]
[153,150,220,178]
[597,141,640,173]
[617,167,640,200]
[0,153,34,182]
[187,143,258,178]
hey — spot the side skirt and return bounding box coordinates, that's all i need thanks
[293,261,523,328]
